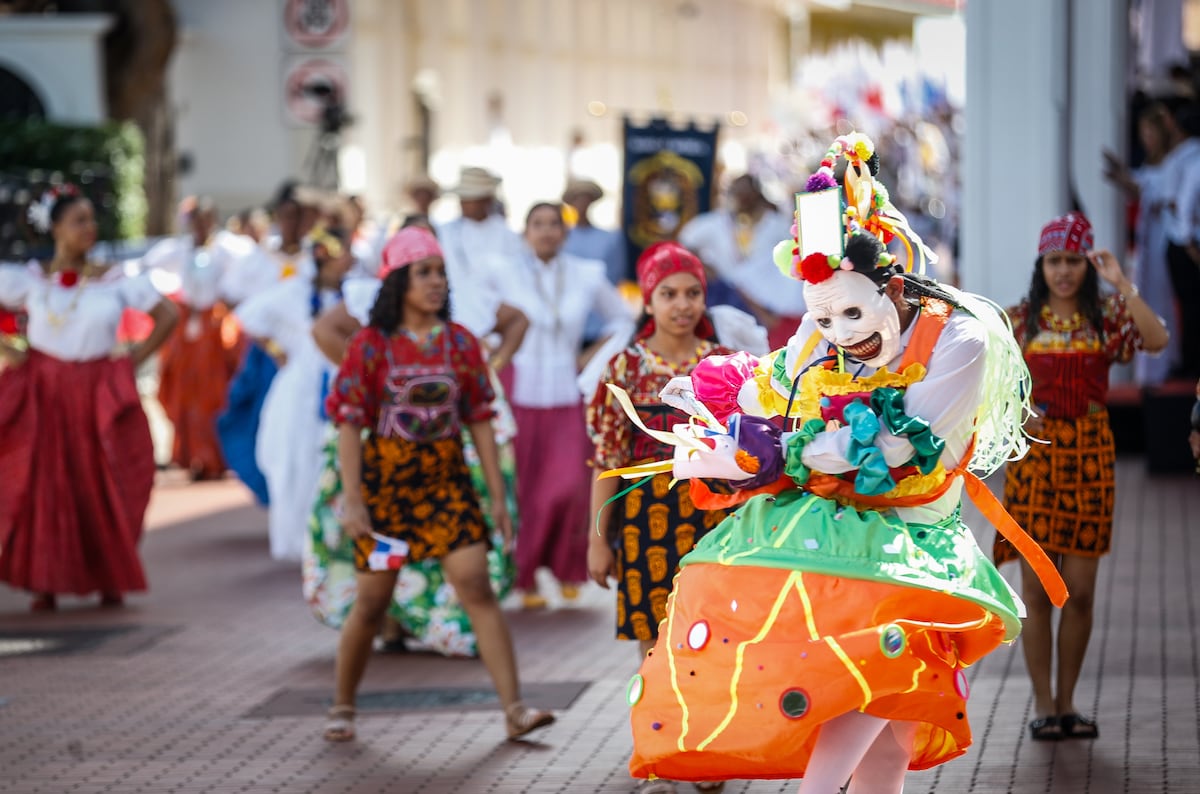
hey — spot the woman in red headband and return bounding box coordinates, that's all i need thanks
[586,241,767,793]
[996,212,1167,741]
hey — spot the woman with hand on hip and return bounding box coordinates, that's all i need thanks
[499,202,632,608]
[0,187,178,610]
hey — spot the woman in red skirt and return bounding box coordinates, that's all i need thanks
[0,187,179,610]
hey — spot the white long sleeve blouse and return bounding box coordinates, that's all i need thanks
[497,251,632,408]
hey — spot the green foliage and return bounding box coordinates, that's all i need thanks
[0,118,146,254]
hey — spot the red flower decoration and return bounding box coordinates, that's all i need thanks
[57,270,80,288]
[800,252,836,284]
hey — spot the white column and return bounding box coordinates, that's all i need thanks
[962,0,1125,307]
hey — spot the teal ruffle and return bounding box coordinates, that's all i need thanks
[871,387,944,475]
[843,400,894,495]
[782,418,825,486]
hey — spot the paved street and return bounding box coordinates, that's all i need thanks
[1,459,1198,794]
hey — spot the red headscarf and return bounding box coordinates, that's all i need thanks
[635,242,713,340]
[380,227,443,278]
[636,242,707,302]
[1037,212,1093,257]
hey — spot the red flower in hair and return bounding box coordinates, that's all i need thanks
[800,252,836,284]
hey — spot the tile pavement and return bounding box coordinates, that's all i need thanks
[0,459,1197,794]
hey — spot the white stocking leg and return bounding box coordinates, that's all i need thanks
[796,711,889,794]
[846,720,916,794]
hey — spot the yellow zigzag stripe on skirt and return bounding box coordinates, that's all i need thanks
[824,636,873,708]
[667,591,690,752]
[695,570,801,751]
[714,494,816,567]
[793,571,821,641]
[905,658,927,694]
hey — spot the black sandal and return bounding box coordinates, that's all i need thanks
[1059,713,1099,739]
[1029,715,1062,741]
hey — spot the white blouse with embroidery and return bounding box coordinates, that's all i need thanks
[495,251,632,408]
[0,261,162,361]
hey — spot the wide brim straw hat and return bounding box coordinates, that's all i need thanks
[562,178,604,203]
[450,166,501,200]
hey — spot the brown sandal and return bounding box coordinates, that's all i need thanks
[505,701,555,739]
[323,705,356,742]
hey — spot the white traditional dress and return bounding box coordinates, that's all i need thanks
[236,277,342,561]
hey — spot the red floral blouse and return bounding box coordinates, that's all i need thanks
[326,323,495,431]
[587,340,733,470]
[1008,294,1143,419]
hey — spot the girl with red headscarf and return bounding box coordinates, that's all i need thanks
[586,242,765,792]
[995,213,1167,741]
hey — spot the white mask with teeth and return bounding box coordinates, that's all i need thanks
[803,270,902,368]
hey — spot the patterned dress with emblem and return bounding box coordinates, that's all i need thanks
[995,295,1143,564]
[326,323,496,568]
[587,340,734,641]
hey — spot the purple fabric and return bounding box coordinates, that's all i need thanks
[730,414,784,490]
[510,402,592,589]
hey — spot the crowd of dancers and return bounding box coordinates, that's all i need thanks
[0,122,1188,790]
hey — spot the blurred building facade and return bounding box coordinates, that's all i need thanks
[165,0,958,226]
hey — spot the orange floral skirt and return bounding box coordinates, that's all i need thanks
[995,410,1115,564]
[353,434,488,571]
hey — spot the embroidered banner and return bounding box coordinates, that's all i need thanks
[621,118,719,271]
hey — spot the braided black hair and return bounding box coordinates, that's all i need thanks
[1023,254,1103,346]
[841,232,967,312]
[367,267,451,334]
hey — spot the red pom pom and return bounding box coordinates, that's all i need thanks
[800,252,835,284]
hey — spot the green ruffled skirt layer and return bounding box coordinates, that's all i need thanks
[681,489,1022,641]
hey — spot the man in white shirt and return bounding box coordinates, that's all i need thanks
[436,167,525,337]
[677,174,806,348]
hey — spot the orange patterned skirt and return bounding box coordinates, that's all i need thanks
[613,473,727,641]
[995,410,1116,564]
[353,434,488,571]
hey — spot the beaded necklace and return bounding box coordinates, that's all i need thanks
[42,268,89,328]
[639,338,709,373]
[1039,304,1086,333]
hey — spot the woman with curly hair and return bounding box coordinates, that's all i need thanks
[322,226,552,743]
